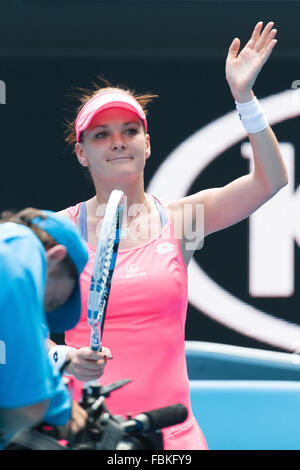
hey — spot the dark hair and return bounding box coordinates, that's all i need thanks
[0,208,77,280]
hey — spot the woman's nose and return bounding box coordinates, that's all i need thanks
[111,133,127,150]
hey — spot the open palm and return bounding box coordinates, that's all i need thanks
[226,22,277,101]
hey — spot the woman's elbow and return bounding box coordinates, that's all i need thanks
[262,164,289,195]
[275,171,289,192]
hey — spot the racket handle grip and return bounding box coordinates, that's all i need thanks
[90,334,102,351]
[90,327,101,351]
[90,344,102,352]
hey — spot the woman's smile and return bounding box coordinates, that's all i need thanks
[108,155,133,162]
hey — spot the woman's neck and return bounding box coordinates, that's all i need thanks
[88,177,147,218]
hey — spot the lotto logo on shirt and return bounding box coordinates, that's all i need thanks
[121,264,147,279]
[155,243,175,254]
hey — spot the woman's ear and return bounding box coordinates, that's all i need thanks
[75,142,90,167]
[145,133,151,159]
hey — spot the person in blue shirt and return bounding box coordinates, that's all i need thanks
[0,207,108,449]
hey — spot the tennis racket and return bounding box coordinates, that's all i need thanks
[87,189,124,352]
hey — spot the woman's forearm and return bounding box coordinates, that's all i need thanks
[249,125,288,194]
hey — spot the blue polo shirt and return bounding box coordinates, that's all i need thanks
[0,223,71,449]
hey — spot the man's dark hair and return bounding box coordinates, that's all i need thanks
[0,208,77,280]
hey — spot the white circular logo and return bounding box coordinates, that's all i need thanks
[147,88,300,352]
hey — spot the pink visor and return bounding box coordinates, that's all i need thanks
[75,91,148,142]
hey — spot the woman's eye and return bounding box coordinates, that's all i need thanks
[94,128,138,139]
[125,128,138,135]
[95,131,108,139]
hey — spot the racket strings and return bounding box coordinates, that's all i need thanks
[87,190,124,351]
[97,212,119,323]
[88,214,118,324]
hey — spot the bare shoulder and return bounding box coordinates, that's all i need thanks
[164,199,184,234]
[56,209,72,219]
[165,190,214,210]
[164,195,206,220]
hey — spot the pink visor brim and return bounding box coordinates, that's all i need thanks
[75,91,148,142]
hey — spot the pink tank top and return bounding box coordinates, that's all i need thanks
[65,198,208,450]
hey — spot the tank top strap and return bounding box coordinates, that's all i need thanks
[78,196,168,242]
[78,202,88,242]
[151,195,169,228]
[65,203,81,222]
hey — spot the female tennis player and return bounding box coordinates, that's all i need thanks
[52,22,288,450]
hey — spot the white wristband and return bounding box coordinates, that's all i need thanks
[48,345,75,375]
[235,97,268,134]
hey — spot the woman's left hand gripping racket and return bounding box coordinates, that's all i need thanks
[87,189,124,352]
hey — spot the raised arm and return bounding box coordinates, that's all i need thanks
[169,21,288,263]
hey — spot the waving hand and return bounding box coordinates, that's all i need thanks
[226,21,277,102]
